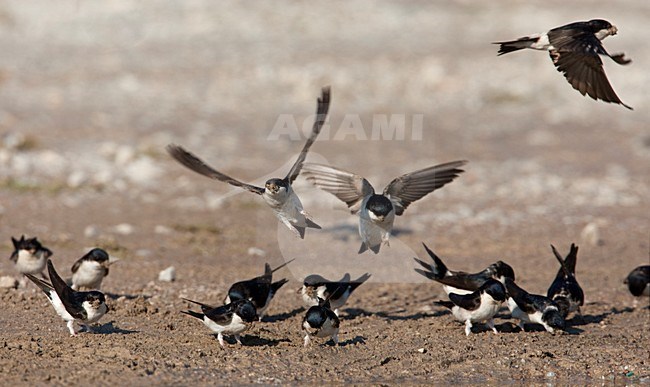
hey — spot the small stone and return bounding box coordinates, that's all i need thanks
[154,225,172,235]
[67,170,87,188]
[417,348,427,354]
[581,221,604,246]
[247,247,266,257]
[0,276,18,289]
[113,223,134,235]
[158,266,176,282]
[546,372,556,378]
[84,225,101,238]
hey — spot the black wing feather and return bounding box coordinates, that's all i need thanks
[166,144,265,194]
[285,87,331,183]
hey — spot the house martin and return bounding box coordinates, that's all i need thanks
[182,298,257,348]
[547,243,584,318]
[624,265,649,298]
[299,272,371,315]
[25,259,107,336]
[10,235,53,286]
[506,278,565,333]
[494,19,632,109]
[302,161,466,254]
[302,297,340,346]
[434,279,506,336]
[224,259,294,320]
[414,242,515,295]
[167,86,331,238]
[70,248,119,291]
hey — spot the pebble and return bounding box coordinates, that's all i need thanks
[0,276,18,289]
[158,266,176,282]
[84,225,101,238]
[113,223,135,235]
[546,372,556,378]
[417,348,427,354]
[154,225,172,235]
[247,247,266,257]
[581,221,603,246]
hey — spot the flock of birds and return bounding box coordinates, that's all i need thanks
[7,19,649,347]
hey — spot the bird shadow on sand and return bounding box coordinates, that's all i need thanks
[91,321,138,335]
[105,292,152,301]
[568,306,635,327]
[238,335,291,347]
[338,336,367,347]
[264,307,305,323]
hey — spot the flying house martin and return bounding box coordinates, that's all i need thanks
[302,161,466,254]
[167,86,331,239]
[494,19,632,109]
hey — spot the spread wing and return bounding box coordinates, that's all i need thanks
[548,28,632,109]
[47,260,86,319]
[301,163,375,214]
[383,160,466,216]
[285,86,331,183]
[449,291,481,311]
[166,144,265,195]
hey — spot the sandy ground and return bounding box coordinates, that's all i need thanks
[0,1,649,384]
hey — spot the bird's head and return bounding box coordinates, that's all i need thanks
[366,195,393,220]
[265,178,288,194]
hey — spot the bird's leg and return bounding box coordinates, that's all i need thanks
[487,319,498,334]
[235,334,243,345]
[303,334,311,347]
[217,333,225,348]
[332,333,339,345]
[67,321,77,336]
[464,320,473,336]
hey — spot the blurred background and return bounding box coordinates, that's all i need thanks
[0,1,648,284]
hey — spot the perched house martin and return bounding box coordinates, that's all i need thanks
[166,86,331,239]
[299,272,371,315]
[302,161,466,254]
[302,297,340,346]
[10,235,53,286]
[25,259,107,336]
[224,259,294,320]
[624,265,649,298]
[414,242,515,296]
[435,279,506,336]
[70,248,119,291]
[547,243,584,318]
[494,19,632,109]
[506,278,565,333]
[182,298,257,348]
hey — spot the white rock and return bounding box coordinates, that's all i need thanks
[84,225,101,238]
[158,266,176,282]
[67,170,87,188]
[114,145,136,166]
[154,225,172,235]
[0,276,18,289]
[417,348,427,354]
[113,223,134,235]
[247,247,266,257]
[123,156,163,186]
[581,221,605,246]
